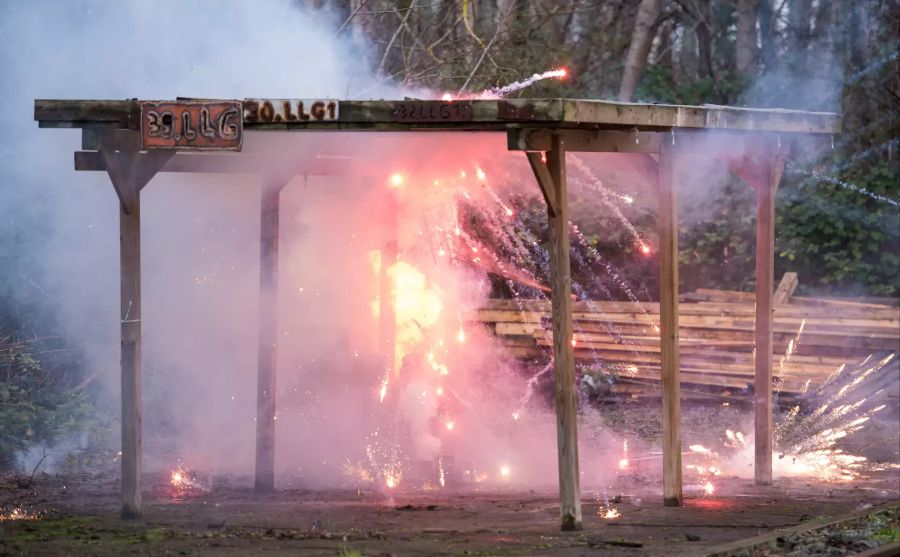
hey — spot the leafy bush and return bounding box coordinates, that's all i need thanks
[0,322,95,471]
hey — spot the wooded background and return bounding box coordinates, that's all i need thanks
[319,0,898,297]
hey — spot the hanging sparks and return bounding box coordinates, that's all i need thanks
[618,440,629,470]
[639,242,651,255]
[384,473,399,489]
[456,326,466,343]
[703,481,715,495]
[379,373,390,403]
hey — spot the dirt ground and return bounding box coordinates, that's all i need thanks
[2,469,898,557]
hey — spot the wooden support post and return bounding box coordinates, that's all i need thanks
[96,131,171,519]
[255,180,284,492]
[754,155,786,486]
[658,139,683,506]
[529,134,582,530]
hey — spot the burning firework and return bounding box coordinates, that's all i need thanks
[618,440,630,470]
[771,354,895,480]
[341,459,374,486]
[685,445,721,496]
[596,492,621,519]
[442,67,568,100]
[0,507,42,522]
[168,462,206,494]
[478,68,568,98]
[600,506,621,519]
[383,467,402,489]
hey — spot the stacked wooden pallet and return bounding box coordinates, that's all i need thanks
[474,274,900,397]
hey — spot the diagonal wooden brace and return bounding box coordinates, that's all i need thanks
[526,152,559,217]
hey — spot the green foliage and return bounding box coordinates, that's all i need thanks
[778,155,899,296]
[680,178,758,292]
[0,324,95,470]
[635,65,747,107]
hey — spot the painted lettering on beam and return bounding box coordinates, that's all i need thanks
[392,101,473,123]
[141,101,242,151]
[243,99,339,124]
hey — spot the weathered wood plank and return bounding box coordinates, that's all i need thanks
[773,272,799,304]
[658,138,683,506]
[97,130,170,519]
[525,151,559,216]
[753,154,786,486]
[35,98,841,133]
[545,134,582,531]
[255,181,282,493]
[510,128,661,153]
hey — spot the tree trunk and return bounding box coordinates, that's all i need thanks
[757,0,777,71]
[618,0,661,102]
[736,0,760,75]
[695,0,714,80]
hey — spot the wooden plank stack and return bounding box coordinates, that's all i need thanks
[473,273,900,398]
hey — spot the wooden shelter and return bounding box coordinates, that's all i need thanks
[34,97,839,530]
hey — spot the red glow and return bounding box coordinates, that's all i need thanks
[684,498,734,510]
[557,67,569,79]
[441,93,453,102]
[639,243,651,255]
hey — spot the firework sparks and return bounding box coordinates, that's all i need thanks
[597,491,621,519]
[685,445,720,495]
[384,468,402,489]
[378,372,390,403]
[600,507,621,519]
[477,68,568,98]
[618,440,630,470]
[389,173,404,187]
[0,507,42,522]
[169,463,206,494]
[341,459,374,486]
[769,354,894,480]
